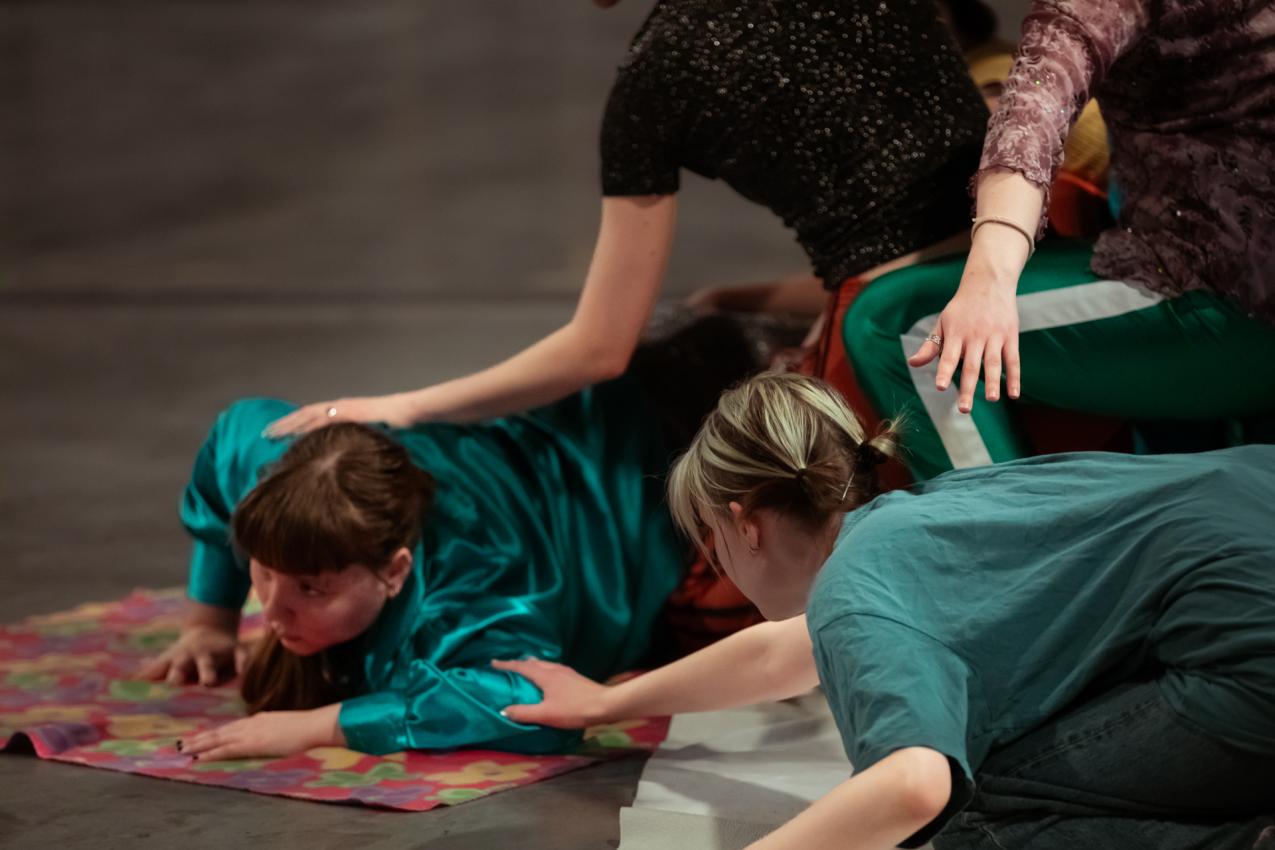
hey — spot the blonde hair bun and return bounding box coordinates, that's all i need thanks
[667,372,900,559]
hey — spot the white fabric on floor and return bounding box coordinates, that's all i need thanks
[618,690,934,850]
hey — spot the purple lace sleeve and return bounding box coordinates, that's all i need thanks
[976,0,1150,235]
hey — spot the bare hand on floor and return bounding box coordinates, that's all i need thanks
[138,625,247,686]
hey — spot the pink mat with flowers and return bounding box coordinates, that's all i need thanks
[0,589,669,809]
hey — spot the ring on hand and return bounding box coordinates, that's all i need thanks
[326,407,338,418]
[927,334,944,349]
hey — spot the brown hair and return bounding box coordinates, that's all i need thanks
[667,372,900,561]
[231,422,435,713]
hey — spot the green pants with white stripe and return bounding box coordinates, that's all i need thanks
[842,240,1275,481]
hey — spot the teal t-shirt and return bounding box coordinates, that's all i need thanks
[180,377,686,756]
[808,446,1275,844]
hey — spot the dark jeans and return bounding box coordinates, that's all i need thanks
[935,681,1275,850]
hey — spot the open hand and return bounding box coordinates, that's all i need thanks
[493,658,611,728]
[178,705,343,761]
[264,393,419,437]
[908,280,1020,413]
[139,625,246,687]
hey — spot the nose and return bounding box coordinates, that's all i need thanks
[258,583,294,630]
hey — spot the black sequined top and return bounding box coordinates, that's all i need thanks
[601,0,989,287]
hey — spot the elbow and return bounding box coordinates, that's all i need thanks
[892,747,953,826]
[759,617,819,700]
[570,323,633,383]
[590,350,631,383]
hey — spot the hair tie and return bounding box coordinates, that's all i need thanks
[793,466,808,484]
[856,441,887,469]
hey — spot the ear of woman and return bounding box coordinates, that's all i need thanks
[382,547,414,599]
[728,501,762,554]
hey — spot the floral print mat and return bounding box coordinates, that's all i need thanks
[0,589,669,810]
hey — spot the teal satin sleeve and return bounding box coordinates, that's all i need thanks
[339,663,579,756]
[187,541,250,609]
[179,399,295,609]
[346,562,583,755]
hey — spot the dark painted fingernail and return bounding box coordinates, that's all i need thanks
[175,740,183,752]
[191,754,199,761]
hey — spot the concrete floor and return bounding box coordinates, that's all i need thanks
[0,2,1026,846]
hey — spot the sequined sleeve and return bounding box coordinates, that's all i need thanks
[599,61,683,196]
[977,0,1150,234]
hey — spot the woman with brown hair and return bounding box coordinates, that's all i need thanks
[136,319,767,759]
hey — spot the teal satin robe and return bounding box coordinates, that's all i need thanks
[180,377,685,755]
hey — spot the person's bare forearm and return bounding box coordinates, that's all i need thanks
[601,616,817,721]
[748,747,952,850]
[399,322,625,424]
[966,170,1045,293]
[401,196,676,425]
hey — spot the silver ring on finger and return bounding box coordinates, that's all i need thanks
[326,406,338,419]
[927,334,944,350]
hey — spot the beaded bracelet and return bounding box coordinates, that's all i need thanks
[971,215,1036,259]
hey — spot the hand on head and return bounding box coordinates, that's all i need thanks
[263,393,419,438]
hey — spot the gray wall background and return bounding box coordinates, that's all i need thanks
[1,1,1029,301]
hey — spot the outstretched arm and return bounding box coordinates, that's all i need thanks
[497,616,817,727]
[747,747,952,850]
[180,658,576,760]
[497,617,954,850]
[268,195,677,433]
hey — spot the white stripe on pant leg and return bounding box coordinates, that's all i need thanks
[904,327,994,469]
[1016,279,1164,332]
[901,279,1166,470]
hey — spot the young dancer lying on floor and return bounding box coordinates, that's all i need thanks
[496,372,1275,850]
[139,316,789,761]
